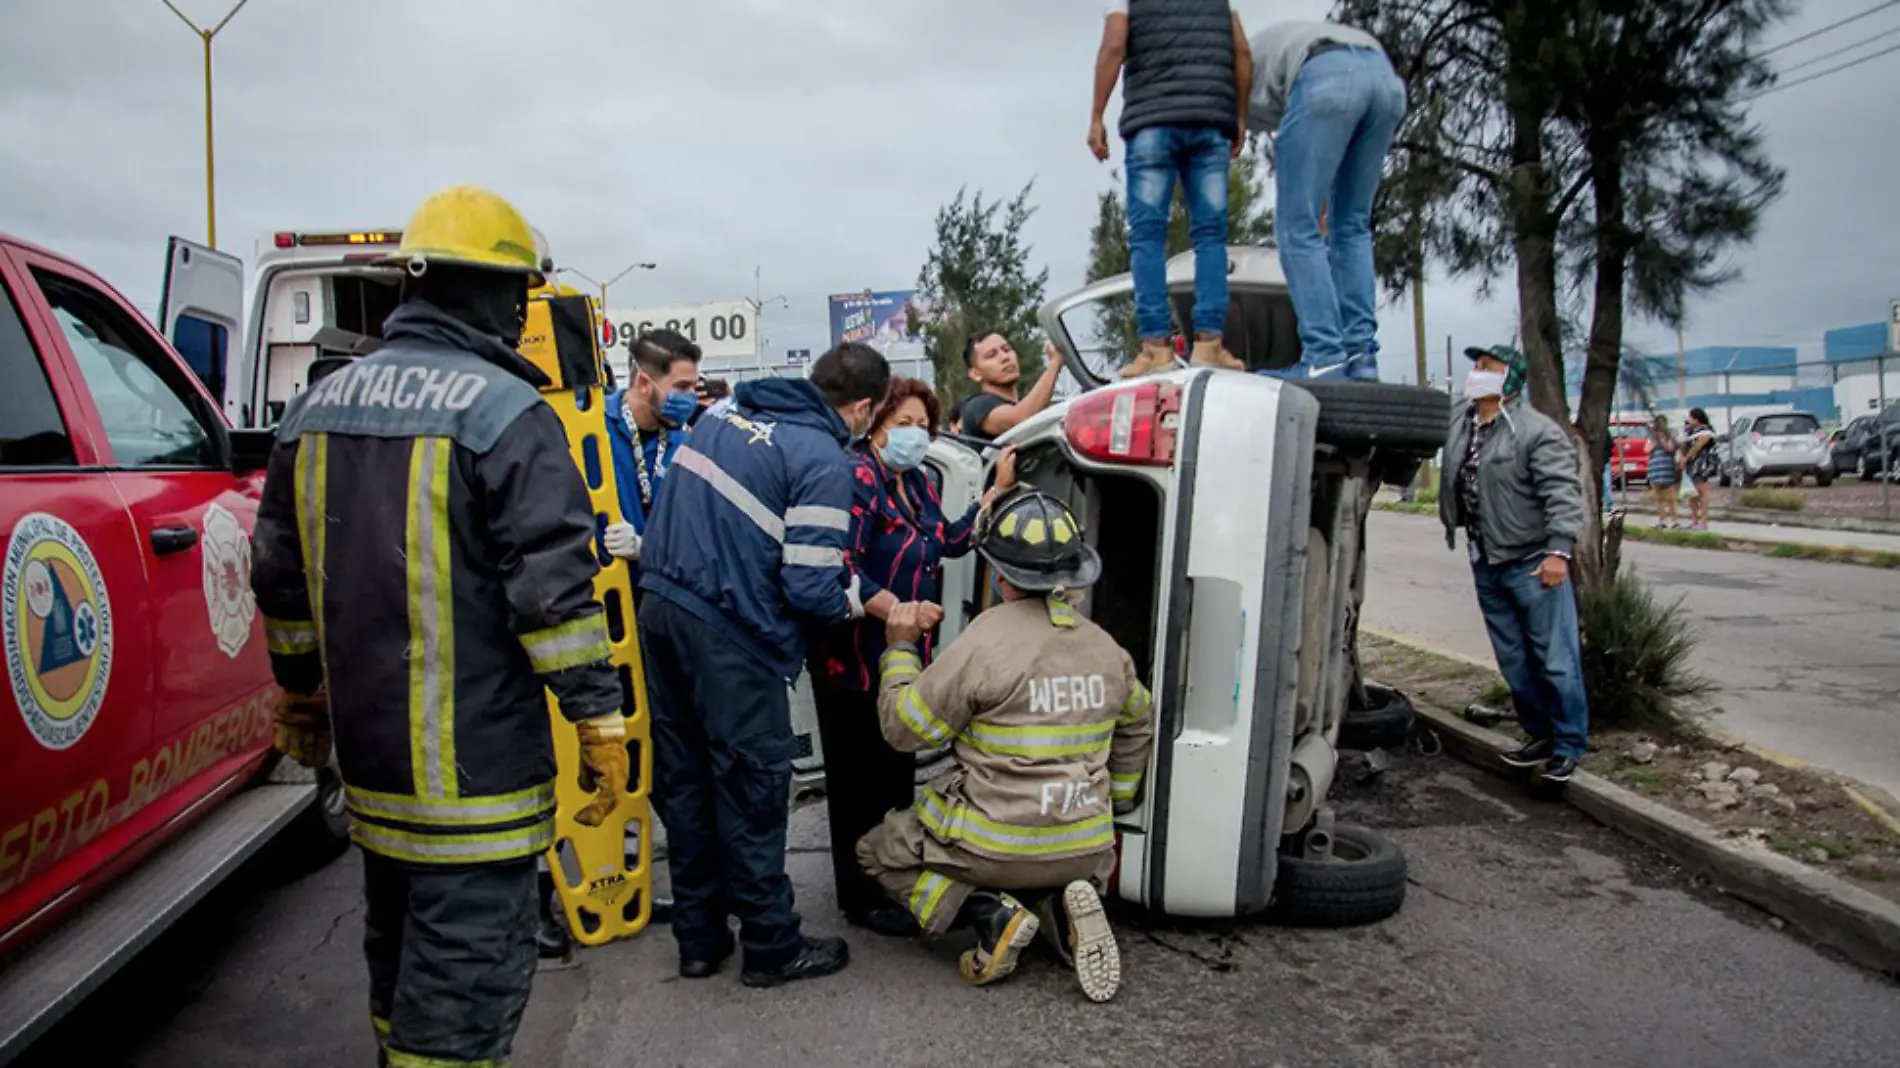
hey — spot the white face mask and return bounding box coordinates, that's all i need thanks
[1465,368,1507,400]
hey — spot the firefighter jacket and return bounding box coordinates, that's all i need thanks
[877,595,1155,862]
[251,301,622,868]
[639,378,857,679]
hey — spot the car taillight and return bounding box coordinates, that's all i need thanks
[274,232,296,249]
[1064,381,1181,466]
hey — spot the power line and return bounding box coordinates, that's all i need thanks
[1753,38,1900,97]
[1778,22,1900,73]
[1759,0,1900,57]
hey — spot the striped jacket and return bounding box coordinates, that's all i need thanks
[639,378,858,678]
[878,596,1155,862]
[251,302,621,868]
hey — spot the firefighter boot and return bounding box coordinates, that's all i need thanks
[1190,335,1246,371]
[1063,880,1122,1003]
[956,892,1039,987]
[535,870,574,964]
[1119,339,1177,379]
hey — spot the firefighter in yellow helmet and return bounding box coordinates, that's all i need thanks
[857,485,1155,1003]
[252,184,628,1068]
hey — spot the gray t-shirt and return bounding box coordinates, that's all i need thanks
[1247,21,1386,154]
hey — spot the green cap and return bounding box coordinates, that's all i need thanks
[1463,345,1526,399]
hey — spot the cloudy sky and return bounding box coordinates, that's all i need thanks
[2,0,1895,384]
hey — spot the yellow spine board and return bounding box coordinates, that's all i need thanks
[526,295,653,946]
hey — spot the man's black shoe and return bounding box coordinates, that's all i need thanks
[650,896,674,925]
[1499,737,1556,769]
[740,936,850,988]
[1541,755,1580,783]
[678,945,733,979]
[846,906,921,939]
[535,875,573,961]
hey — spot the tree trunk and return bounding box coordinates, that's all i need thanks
[1574,147,1632,592]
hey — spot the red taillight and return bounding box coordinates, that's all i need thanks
[601,316,615,346]
[1064,381,1181,466]
[273,232,296,249]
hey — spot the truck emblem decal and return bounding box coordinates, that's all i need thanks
[202,503,256,659]
[5,512,114,750]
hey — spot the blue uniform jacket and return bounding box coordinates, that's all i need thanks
[640,378,857,678]
[603,388,686,587]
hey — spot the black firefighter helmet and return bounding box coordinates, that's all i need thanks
[976,485,1102,593]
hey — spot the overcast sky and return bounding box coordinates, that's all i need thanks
[2,0,1895,383]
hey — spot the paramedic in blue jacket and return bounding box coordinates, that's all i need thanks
[600,329,702,586]
[639,341,891,988]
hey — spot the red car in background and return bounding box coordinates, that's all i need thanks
[1610,419,1654,487]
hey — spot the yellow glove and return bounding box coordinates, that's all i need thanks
[274,691,331,769]
[574,713,630,828]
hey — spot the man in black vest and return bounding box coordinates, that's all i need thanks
[1091,0,1253,379]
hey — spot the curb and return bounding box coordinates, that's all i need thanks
[1618,500,1900,539]
[1413,700,1900,979]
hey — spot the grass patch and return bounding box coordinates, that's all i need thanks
[1479,678,1511,704]
[1415,487,1439,505]
[1623,525,1728,550]
[1768,834,1859,862]
[1737,487,1805,511]
[1373,501,1436,517]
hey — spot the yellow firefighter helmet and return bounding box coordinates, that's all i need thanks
[388,185,541,281]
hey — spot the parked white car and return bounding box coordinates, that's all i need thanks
[1719,411,1832,488]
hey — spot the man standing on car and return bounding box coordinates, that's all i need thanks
[959,332,1069,444]
[253,185,629,1068]
[1090,0,1252,378]
[1249,19,1407,381]
[636,342,890,987]
[1439,345,1590,783]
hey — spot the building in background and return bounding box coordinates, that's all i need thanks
[1565,344,1838,434]
[1823,320,1900,422]
[827,290,932,384]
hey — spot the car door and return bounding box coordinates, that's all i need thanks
[15,249,271,756]
[923,437,984,646]
[156,237,245,416]
[0,247,156,943]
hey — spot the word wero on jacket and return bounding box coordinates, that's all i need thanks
[305,360,489,413]
[1027,674,1110,716]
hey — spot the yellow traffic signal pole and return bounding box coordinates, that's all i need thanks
[162,0,251,249]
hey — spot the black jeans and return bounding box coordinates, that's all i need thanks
[640,594,804,971]
[362,852,538,1067]
[809,680,918,918]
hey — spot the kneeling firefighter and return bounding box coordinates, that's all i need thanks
[858,486,1155,1002]
[253,184,630,1068]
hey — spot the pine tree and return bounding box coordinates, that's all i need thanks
[914,183,1051,411]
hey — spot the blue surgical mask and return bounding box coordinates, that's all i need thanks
[659,389,699,429]
[877,426,931,471]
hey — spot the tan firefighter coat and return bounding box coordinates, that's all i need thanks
[877,595,1155,863]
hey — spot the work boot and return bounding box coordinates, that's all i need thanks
[1120,339,1176,379]
[1189,336,1245,372]
[846,905,922,939]
[1062,880,1122,1003]
[535,872,573,964]
[1033,893,1075,969]
[956,893,1039,987]
[740,936,850,988]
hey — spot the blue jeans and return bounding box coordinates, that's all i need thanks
[1470,556,1591,759]
[1273,48,1407,371]
[1126,124,1231,340]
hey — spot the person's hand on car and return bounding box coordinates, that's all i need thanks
[980,447,1020,515]
[886,601,925,646]
[1533,553,1569,589]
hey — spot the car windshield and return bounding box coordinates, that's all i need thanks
[1754,414,1818,436]
[1610,424,1648,439]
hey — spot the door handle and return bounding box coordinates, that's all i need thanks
[150,525,200,556]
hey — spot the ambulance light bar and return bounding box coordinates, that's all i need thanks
[272,231,402,249]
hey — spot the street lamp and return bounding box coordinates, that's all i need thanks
[560,261,658,312]
[163,0,251,250]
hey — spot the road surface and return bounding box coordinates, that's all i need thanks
[1364,510,1900,797]
[15,748,1900,1067]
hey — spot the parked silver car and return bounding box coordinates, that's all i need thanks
[1718,411,1832,488]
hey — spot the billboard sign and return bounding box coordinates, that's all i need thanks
[786,348,811,364]
[828,290,927,362]
[602,301,757,370]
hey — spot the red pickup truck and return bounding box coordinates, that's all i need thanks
[0,232,347,1059]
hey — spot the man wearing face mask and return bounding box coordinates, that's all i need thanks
[807,377,1017,938]
[637,341,891,987]
[601,329,703,583]
[1439,345,1590,784]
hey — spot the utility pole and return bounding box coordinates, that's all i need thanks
[747,266,787,379]
[1445,333,1453,389]
[163,0,251,249]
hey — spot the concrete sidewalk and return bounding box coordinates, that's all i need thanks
[1621,512,1900,554]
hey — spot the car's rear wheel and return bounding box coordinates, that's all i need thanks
[1291,381,1449,455]
[1815,469,1833,488]
[1859,454,1874,482]
[277,765,351,870]
[1338,683,1417,751]
[1271,823,1407,928]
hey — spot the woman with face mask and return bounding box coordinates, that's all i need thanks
[806,375,1015,939]
[600,330,703,586]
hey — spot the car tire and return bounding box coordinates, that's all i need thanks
[279,766,351,870]
[1338,682,1417,751]
[1815,470,1833,488]
[1271,823,1407,928]
[1859,454,1874,482]
[1718,465,1732,488]
[1291,381,1449,455]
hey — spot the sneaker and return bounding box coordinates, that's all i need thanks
[1344,353,1382,382]
[846,905,922,939]
[1062,881,1121,1003]
[957,894,1039,987]
[1258,359,1350,381]
[1120,340,1176,379]
[1498,737,1555,769]
[740,936,850,988]
[1541,755,1580,784]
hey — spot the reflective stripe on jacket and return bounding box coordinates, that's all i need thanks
[877,596,1155,862]
[639,378,856,678]
[251,302,621,867]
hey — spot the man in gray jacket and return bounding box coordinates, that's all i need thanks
[1439,345,1591,783]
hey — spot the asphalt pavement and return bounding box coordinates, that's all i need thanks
[1364,510,1900,799]
[16,747,1900,1068]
